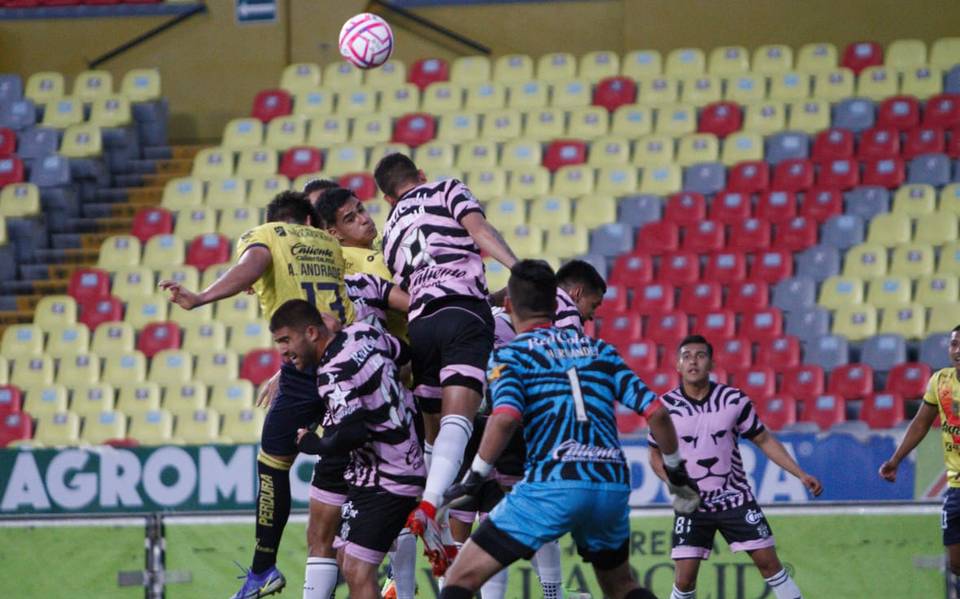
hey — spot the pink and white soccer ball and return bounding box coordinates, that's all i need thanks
[338,13,394,69]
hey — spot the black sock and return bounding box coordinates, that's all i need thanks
[439,585,475,599]
[625,588,658,599]
[251,453,292,573]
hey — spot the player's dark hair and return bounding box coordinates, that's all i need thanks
[266,190,316,226]
[374,152,420,198]
[269,299,327,333]
[313,187,355,228]
[677,334,713,358]
[556,259,607,296]
[507,259,558,320]
[953,324,960,333]
[302,178,339,196]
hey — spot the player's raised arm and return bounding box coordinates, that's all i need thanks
[880,400,938,482]
[460,211,518,268]
[750,430,823,496]
[159,245,271,310]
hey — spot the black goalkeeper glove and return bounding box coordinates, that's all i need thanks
[664,461,701,514]
[442,469,486,507]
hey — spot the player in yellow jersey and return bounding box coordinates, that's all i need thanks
[880,324,960,595]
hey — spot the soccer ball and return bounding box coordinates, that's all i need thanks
[338,13,394,70]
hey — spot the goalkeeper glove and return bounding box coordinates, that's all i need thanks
[664,460,701,515]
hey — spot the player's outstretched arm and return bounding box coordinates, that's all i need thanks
[460,212,518,268]
[647,409,701,513]
[159,246,270,310]
[751,430,823,496]
[880,401,938,482]
[648,445,669,483]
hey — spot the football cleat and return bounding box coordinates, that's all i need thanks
[229,564,286,599]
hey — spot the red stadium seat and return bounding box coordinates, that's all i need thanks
[709,367,729,385]
[703,251,746,284]
[924,94,960,129]
[681,220,724,253]
[186,233,231,272]
[595,284,629,317]
[885,362,931,399]
[877,96,921,130]
[816,158,859,190]
[771,159,814,192]
[861,392,905,429]
[861,158,904,189]
[828,363,874,400]
[658,251,700,285]
[841,41,883,75]
[240,349,283,386]
[280,147,323,180]
[902,127,945,160]
[739,308,783,343]
[338,172,377,201]
[632,282,675,316]
[725,280,768,313]
[773,217,817,252]
[715,337,752,371]
[949,127,960,159]
[698,101,742,138]
[643,368,680,396]
[622,340,658,373]
[678,282,722,315]
[755,335,800,371]
[664,192,707,227]
[0,412,32,447]
[0,127,14,157]
[800,187,843,222]
[251,89,293,123]
[812,129,854,162]
[409,58,450,90]
[802,393,846,430]
[726,218,771,252]
[79,295,124,330]
[756,190,797,222]
[858,126,900,160]
[756,395,796,431]
[597,313,643,350]
[137,321,182,359]
[727,161,769,194]
[68,268,111,303]
[131,207,173,244]
[616,409,647,435]
[0,157,23,187]
[695,310,737,342]
[610,253,654,288]
[0,385,22,416]
[782,365,825,402]
[733,366,776,402]
[646,311,689,347]
[543,139,587,172]
[635,221,680,255]
[593,76,637,112]
[709,191,752,225]
[749,248,793,283]
[392,113,436,148]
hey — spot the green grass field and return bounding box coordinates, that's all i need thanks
[0,513,945,598]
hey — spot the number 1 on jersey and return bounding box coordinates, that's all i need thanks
[566,367,588,422]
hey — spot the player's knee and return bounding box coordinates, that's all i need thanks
[306,525,336,557]
[751,552,782,578]
[949,556,960,577]
[339,555,371,584]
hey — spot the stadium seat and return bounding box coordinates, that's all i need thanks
[885,362,932,400]
[862,158,905,189]
[829,363,874,401]
[819,275,865,310]
[78,295,124,330]
[812,68,855,102]
[0,98,37,131]
[114,382,161,417]
[740,308,783,343]
[128,409,173,445]
[0,74,23,105]
[879,304,925,339]
[861,392,905,429]
[119,67,161,102]
[280,62,321,92]
[755,395,796,431]
[733,367,776,402]
[890,242,934,278]
[46,325,90,359]
[682,220,724,253]
[21,384,67,419]
[646,311,689,347]
[756,335,800,371]
[264,117,307,151]
[721,131,764,165]
[633,221,678,256]
[703,251,747,285]
[81,411,126,446]
[771,276,816,312]
[725,73,766,104]
[727,218,771,252]
[622,49,663,78]
[656,104,697,136]
[408,57,449,90]
[71,382,115,418]
[174,208,217,240]
[750,250,793,283]
[857,66,898,101]
[56,352,100,386]
[771,159,814,192]
[812,128,854,162]
[682,162,726,195]
[681,75,723,107]
[801,393,845,430]
[597,313,643,350]
[903,127,945,161]
[137,322,181,359]
[294,89,335,119]
[0,386,23,417]
[324,61,362,89]
[677,281,722,314]
[194,350,239,386]
[192,147,233,179]
[436,112,479,143]
[609,252,654,288]
[0,156,24,187]
[2,325,43,358]
[866,275,911,309]
[90,321,135,355]
[240,348,281,385]
[708,191,751,225]
[726,280,769,313]
[696,309,737,342]
[877,96,920,131]
[34,411,80,446]
[714,338,752,371]
[592,76,637,112]
[858,126,900,160]
[907,153,952,187]
[902,66,942,99]
[392,113,436,148]
[766,71,808,102]
[130,207,173,244]
[861,333,908,372]
[492,54,534,83]
[34,295,77,332]
[832,305,878,341]
[110,267,154,301]
[632,134,675,167]
[916,274,959,307]
[756,190,797,222]
[252,89,292,123]
[798,187,842,223]
[658,251,700,285]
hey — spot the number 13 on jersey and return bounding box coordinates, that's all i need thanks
[300,282,346,322]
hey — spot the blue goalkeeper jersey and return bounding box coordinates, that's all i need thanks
[487,324,662,487]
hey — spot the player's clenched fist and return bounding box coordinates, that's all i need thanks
[878,459,899,482]
[158,280,203,310]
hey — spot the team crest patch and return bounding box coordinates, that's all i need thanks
[489,364,507,380]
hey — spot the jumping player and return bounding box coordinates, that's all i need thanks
[374,153,518,573]
[440,260,698,599]
[649,335,823,599]
[880,324,960,597]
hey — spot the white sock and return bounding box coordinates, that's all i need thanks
[391,529,417,599]
[531,541,564,599]
[671,585,696,599]
[423,415,472,507]
[304,557,339,599]
[480,567,508,599]
[424,442,433,471]
[765,568,802,599]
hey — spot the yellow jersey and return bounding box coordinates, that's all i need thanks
[923,367,960,488]
[236,222,355,324]
[341,242,408,341]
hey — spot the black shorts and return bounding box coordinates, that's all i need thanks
[261,362,323,456]
[943,487,960,546]
[458,415,526,482]
[449,479,505,523]
[334,485,418,564]
[671,501,776,560]
[408,296,494,413]
[309,454,350,505]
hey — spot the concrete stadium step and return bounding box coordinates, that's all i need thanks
[0,310,34,329]
[18,264,85,281]
[94,186,163,204]
[51,232,112,251]
[24,248,99,265]
[0,294,42,312]
[59,217,133,234]
[114,172,183,188]
[0,279,68,296]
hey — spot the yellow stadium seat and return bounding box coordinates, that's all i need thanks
[638,76,680,106]
[819,275,865,309]
[486,197,527,230]
[74,70,113,102]
[465,82,506,111]
[56,352,100,386]
[544,223,590,259]
[456,140,498,170]
[422,82,464,114]
[414,141,455,170]
[857,66,899,101]
[227,321,272,354]
[174,408,221,444]
[12,356,54,388]
[892,184,936,216]
[680,75,722,107]
[633,134,676,167]
[2,325,43,358]
[523,108,565,141]
[610,104,652,138]
[179,321,225,353]
[120,68,161,102]
[110,266,153,300]
[931,37,960,71]
[0,183,41,218]
[128,410,174,445]
[150,350,193,386]
[506,80,548,110]
[125,294,169,330]
[916,275,959,307]
[797,42,838,73]
[34,295,77,331]
[494,54,534,83]
[832,305,878,342]
[214,295,260,326]
[319,143,363,177]
[364,198,391,232]
[264,116,307,151]
[501,138,542,168]
[504,224,544,255]
[484,258,510,291]
[81,411,127,445]
[306,115,349,147]
[677,133,720,167]
[551,79,591,109]
[206,177,247,209]
[464,168,507,198]
[939,184,960,215]
[34,412,80,446]
[843,244,889,278]
[89,96,132,128]
[364,60,406,88]
[724,73,767,104]
[529,196,572,227]
[379,83,420,116]
[622,50,663,78]
[142,234,184,270]
[753,44,794,75]
[221,408,264,444]
[866,275,912,308]
[210,380,255,414]
[708,46,749,75]
[595,165,639,195]
[879,303,926,339]
[324,61,362,88]
[174,207,218,240]
[655,104,696,136]
[665,48,706,76]
[507,166,551,198]
[162,177,203,210]
[887,39,927,70]
[192,147,234,179]
[916,213,958,245]
[194,350,238,385]
[116,382,162,416]
[890,243,935,278]
[336,88,377,116]
[236,147,278,178]
[102,351,147,385]
[768,72,811,102]
[787,99,831,134]
[293,89,334,118]
[71,382,115,418]
[201,262,232,289]
[479,108,522,141]
[0,356,7,385]
[552,165,595,197]
[91,322,135,355]
[61,123,103,158]
[25,71,65,103]
[574,194,617,229]
[248,174,290,207]
[42,97,83,129]
[812,68,856,102]
[867,213,911,246]
[46,324,90,359]
[743,101,786,135]
[281,62,321,92]
[901,66,942,99]
[451,55,491,84]
[218,207,260,241]
[639,164,682,195]
[437,112,480,143]
[588,137,630,167]
[349,113,391,146]
[22,384,68,418]
[928,305,958,335]
[567,106,609,139]
[537,52,577,82]
[721,132,764,165]
[222,118,263,151]
[580,50,620,82]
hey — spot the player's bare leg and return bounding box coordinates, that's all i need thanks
[671,559,701,598]
[437,538,509,597]
[748,547,803,599]
[304,499,341,599]
[338,552,382,599]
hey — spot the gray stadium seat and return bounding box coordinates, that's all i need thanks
[681,162,725,195]
[804,334,850,371]
[0,99,36,131]
[30,154,71,187]
[920,332,951,370]
[571,254,608,280]
[784,307,830,343]
[617,194,661,227]
[765,131,809,164]
[589,223,634,257]
[945,65,960,95]
[907,153,951,186]
[771,276,816,312]
[16,128,60,162]
[860,334,907,372]
[795,245,840,282]
[843,186,890,221]
[831,97,875,133]
[0,75,22,104]
[820,215,865,250]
